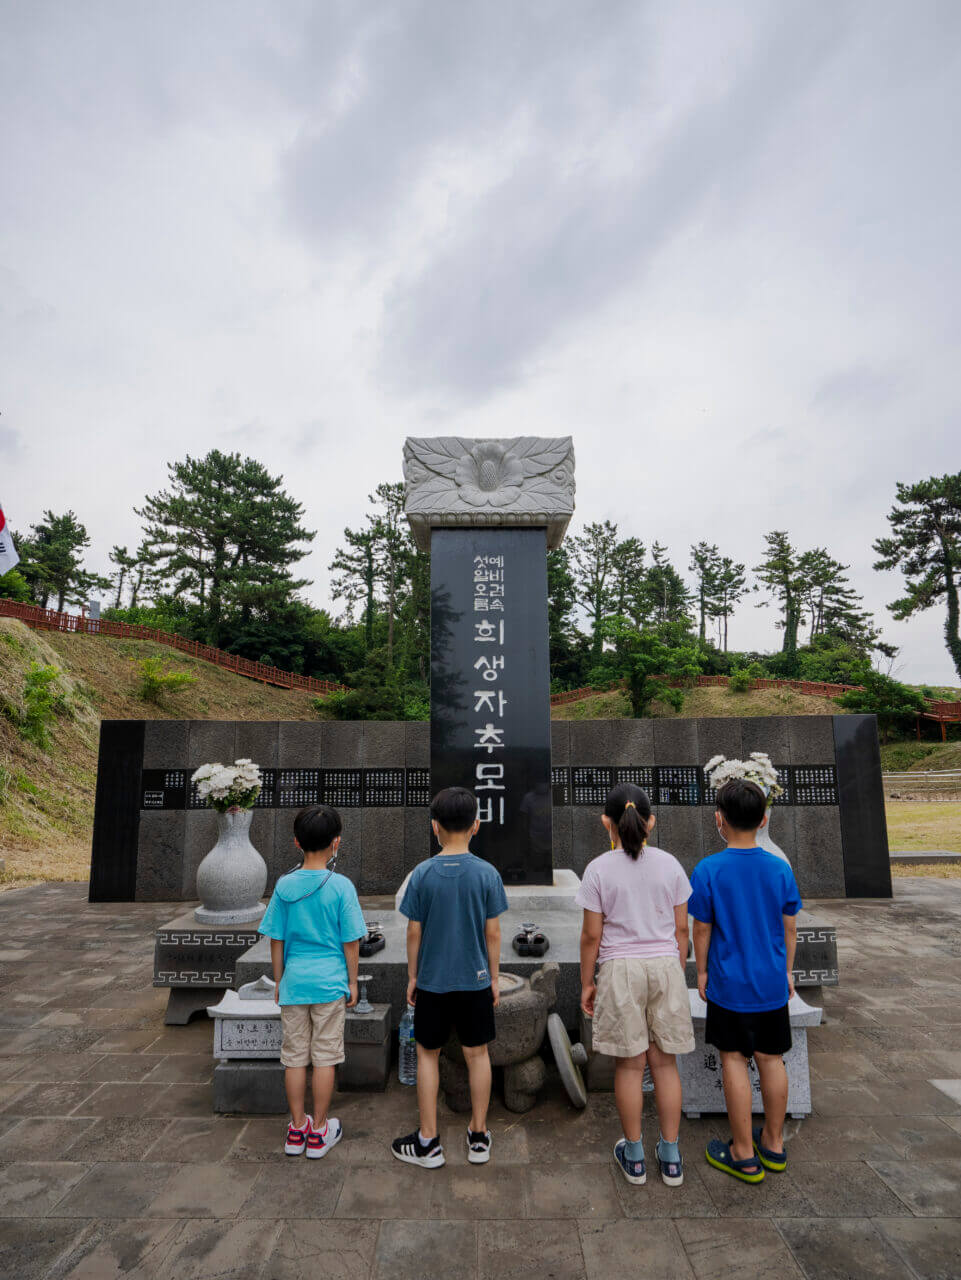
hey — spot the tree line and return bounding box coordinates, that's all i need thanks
[2,452,960,723]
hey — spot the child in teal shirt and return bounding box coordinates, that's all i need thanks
[259,805,366,1159]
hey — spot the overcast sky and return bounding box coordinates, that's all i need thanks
[2,1,959,683]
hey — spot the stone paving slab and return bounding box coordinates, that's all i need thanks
[0,880,960,1276]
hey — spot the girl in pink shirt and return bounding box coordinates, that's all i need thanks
[576,783,695,1188]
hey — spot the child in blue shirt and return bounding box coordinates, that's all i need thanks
[259,805,366,1159]
[391,787,509,1169]
[688,778,802,1184]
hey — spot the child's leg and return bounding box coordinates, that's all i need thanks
[416,1044,441,1141]
[614,1052,646,1143]
[646,1042,681,1144]
[719,1051,760,1166]
[285,1067,308,1129]
[311,1065,336,1131]
[754,1052,788,1153]
[461,1043,492,1134]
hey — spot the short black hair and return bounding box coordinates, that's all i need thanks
[430,786,478,833]
[293,805,342,852]
[715,778,767,832]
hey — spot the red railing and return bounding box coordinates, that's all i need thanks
[0,599,346,696]
[922,700,961,723]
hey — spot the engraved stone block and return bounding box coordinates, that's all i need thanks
[403,436,575,551]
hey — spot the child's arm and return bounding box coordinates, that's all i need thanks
[405,919,422,1006]
[783,913,797,999]
[270,938,285,1000]
[692,918,712,1001]
[343,939,359,1008]
[673,903,689,967]
[579,909,603,1017]
[481,921,504,1008]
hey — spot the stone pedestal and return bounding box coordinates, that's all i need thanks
[581,992,821,1120]
[153,908,264,1024]
[681,992,821,1120]
[208,983,391,1113]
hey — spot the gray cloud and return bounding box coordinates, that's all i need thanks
[1,2,960,683]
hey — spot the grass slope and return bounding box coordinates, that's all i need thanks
[0,619,325,889]
[551,684,849,720]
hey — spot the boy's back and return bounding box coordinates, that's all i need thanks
[688,848,802,1012]
[400,853,508,992]
[260,868,366,1004]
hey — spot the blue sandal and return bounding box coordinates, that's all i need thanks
[705,1138,765,1183]
[752,1126,786,1172]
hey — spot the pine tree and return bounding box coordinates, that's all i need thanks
[643,542,692,627]
[688,542,719,643]
[136,451,314,646]
[17,510,100,611]
[753,531,805,664]
[570,520,619,661]
[108,545,137,608]
[874,472,961,680]
[710,555,748,651]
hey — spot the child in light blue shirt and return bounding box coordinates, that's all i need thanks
[259,805,366,1159]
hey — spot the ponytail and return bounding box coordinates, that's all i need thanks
[604,783,652,861]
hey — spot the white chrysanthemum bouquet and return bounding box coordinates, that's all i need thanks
[704,751,784,805]
[191,759,262,813]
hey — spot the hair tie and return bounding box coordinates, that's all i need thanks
[624,801,636,810]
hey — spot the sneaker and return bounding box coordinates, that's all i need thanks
[655,1138,684,1187]
[285,1114,312,1156]
[391,1129,445,1169]
[306,1117,342,1159]
[467,1127,491,1164]
[613,1138,647,1185]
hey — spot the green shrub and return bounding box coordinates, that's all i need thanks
[135,656,198,706]
[728,668,752,694]
[19,662,60,748]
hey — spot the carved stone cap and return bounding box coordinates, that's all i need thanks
[403,436,575,551]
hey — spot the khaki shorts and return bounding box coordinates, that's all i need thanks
[280,998,346,1068]
[593,956,695,1058]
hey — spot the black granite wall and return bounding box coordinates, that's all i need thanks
[90,713,890,903]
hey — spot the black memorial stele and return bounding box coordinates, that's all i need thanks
[430,528,553,884]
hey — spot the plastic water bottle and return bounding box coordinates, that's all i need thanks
[398,1004,417,1085]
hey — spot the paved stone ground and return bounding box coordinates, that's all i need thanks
[1,881,960,1279]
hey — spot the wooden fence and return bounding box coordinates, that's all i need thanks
[0,599,346,696]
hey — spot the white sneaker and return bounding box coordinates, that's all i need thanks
[467,1127,491,1164]
[285,1113,312,1156]
[306,1117,342,1159]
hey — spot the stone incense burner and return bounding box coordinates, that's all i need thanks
[439,962,559,1113]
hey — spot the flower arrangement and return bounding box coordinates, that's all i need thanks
[704,751,784,805]
[191,759,262,812]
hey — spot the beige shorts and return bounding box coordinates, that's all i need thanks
[593,956,695,1058]
[280,998,346,1068]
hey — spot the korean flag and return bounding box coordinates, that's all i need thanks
[0,503,20,574]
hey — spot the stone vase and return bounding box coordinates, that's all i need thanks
[758,806,791,867]
[194,807,267,925]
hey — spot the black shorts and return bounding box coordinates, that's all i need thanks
[413,987,496,1051]
[705,1000,792,1058]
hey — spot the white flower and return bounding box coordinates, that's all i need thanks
[704,755,725,772]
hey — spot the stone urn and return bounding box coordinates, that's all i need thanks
[440,963,558,1113]
[194,808,267,925]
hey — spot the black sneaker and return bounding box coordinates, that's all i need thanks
[391,1129,445,1168]
[467,1127,491,1164]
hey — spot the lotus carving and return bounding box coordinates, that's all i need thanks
[402,435,575,549]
